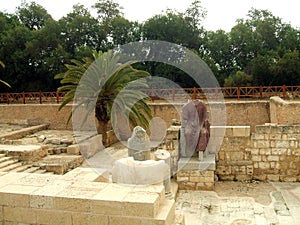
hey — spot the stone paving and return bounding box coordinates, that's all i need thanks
[175,182,300,225]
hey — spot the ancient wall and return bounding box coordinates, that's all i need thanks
[216,125,300,182]
[0,171,178,225]
[149,100,270,130]
[270,96,300,125]
[0,101,270,131]
[0,104,73,130]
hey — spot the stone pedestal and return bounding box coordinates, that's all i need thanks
[177,154,216,191]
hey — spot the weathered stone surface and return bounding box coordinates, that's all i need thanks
[128,126,151,161]
[111,157,169,185]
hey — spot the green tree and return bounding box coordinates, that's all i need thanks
[224,71,253,87]
[17,1,52,30]
[271,50,300,85]
[0,61,10,87]
[59,4,105,56]
[55,50,152,146]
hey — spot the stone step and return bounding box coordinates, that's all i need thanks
[0,159,19,169]
[9,164,31,172]
[0,156,12,163]
[33,169,48,174]
[22,166,41,173]
[0,154,6,158]
[153,199,176,225]
[0,162,24,172]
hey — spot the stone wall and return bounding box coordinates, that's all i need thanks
[148,101,270,131]
[270,96,300,125]
[0,100,270,131]
[0,171,179,225]
[216,125,300,182]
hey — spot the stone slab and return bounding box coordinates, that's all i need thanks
[0,144,48,162]
[178,154,216,171]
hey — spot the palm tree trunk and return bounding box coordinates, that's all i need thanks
[96,119,109,147]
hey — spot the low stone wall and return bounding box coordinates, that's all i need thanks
[0,100,270,132]
[270,96,300,125]
[216,125,300,182]
[0,171,178,225]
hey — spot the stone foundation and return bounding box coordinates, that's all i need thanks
[216,125,300,182]
[177,154,216,191]
[0,171,181,225]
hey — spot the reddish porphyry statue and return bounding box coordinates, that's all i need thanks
[181,100,210,157]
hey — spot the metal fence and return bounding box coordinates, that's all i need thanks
[0,86,299,104]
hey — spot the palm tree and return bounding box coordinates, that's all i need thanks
[55,50,152,146]
[0,61,11,88]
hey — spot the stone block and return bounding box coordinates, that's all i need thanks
[0,192,30,208]
[272,148,286,155]
[251,133,265,140]
[256,140,270,148]
[122,192,160,218]
[36,209,72,225]
[111,157,169,185]
[72,213,109,225]
[61,167,109,183]
[0,144,47,162]
[178,182,196,190]
[292,149,300,155]
[230,152,243,161]
[216,165,231,175]
[253,174,267,181]
[280,176,297,182]
[232,126,250,137]
[4,206,37,224]
[0,206,2,222]
[11,173,56,187]
[259,149,271,155]
[267,175,279,182]
[255,125,271,134]
[275,141,289,148]
[259,162,270,170]
[67,144,80,155]
[109,216,141,225]
[267,156,279,161]
[54,197,90,212]
[252,155,261,161]
[246,166,253,175]
[176,176,189,182]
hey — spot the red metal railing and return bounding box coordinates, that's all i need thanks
[0,86,299,104]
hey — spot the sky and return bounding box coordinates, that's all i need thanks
[1,0,300,31]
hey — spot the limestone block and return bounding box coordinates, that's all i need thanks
[67,144,80,155]
[78,135,104,159]
[232,126,250,137]
[11,173,56,187]
[54,197,90,212]
[256,140,270,148]
[259,162,270,170]
[275,141,289,148]
[111,157,169,185]
[267,175,280,181]
[267,156,279,161]
[36,209,72,225]
[0,192,29,208]
[0,206,2,222]
[72,213,109,225]
[109,216,141,225]
[30,180,73,209]
[4,206,37,224]
[62,167,109,183]
[259,149,271,155]
[122,192,160,218]
[0,144,48,162]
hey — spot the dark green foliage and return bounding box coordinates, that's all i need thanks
[1,0,300,92]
